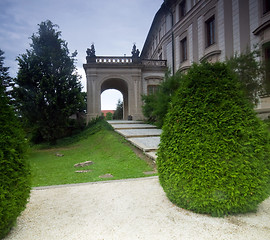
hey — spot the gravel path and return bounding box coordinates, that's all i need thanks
[4,177,270,240]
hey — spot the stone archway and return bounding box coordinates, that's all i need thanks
[83,54,167,124]
[101,78,128,120]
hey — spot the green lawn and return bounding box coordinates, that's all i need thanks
[29,120,156,187]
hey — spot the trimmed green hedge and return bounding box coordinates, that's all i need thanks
[0,90,31,239]
[157,62,270,217]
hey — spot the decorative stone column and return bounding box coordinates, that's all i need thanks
[85,68,101,124]
[131,74,144,120]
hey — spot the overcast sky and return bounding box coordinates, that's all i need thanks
[0,0,163,109]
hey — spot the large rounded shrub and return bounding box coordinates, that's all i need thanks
[0,89,31,239]
[157,62,270,217]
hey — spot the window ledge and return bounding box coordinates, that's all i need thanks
[144,76,164,81]
[200,50,221,62]
[179,65,191,72]
[253,19,270,35]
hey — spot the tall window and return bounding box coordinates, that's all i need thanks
[147,85,159,95]
[206,16,215,47]
[266,46,270,61]
[264,43,270,88]
[179,0,186,20]
[181,37,187,62]
[263,0,270,14]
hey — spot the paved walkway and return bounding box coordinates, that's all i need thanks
[107,120,161,161]
[4,177,270,240]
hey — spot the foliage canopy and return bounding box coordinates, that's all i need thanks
[226,48,269,105]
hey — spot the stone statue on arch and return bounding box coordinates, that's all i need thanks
[131,44,140,63]
[86,43,96,57]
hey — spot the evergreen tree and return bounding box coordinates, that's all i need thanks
[0,50,13,99]
[158,62,270,217]
[0,50,30,239]
[14,20,83,143]
[113,99,123,120]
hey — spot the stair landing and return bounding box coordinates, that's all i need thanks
[107,120,161,161]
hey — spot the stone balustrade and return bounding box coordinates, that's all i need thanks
[86,56,133,64]
[141,59,167,67]
[86,56,167,67]
[96,56,133,64]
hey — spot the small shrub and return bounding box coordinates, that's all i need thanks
[142,71,183,128]
[141,93,158,123]
[157,62,270,217]
[0,89,31,239]
[105,112,113,120]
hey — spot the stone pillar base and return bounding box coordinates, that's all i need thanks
[86,113,101,125]
[130,113,145,121]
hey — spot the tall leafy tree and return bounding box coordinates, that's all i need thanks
[142,71,183,128]
[226,48,269,106]
[14,20,83,143]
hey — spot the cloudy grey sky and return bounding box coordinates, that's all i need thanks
[0,0,163,109]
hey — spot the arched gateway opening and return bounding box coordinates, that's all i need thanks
[83,44,167,124]
[101,79,128,119]
[101,89,123,110]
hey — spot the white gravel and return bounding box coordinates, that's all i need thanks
[4,176,270,240]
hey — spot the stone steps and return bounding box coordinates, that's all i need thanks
[111,123,157,130]
[107,120,161,161]
[115,129,162,138]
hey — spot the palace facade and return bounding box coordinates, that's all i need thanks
[141,0,270,108]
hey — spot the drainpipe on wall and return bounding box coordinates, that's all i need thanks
[171,26,175,75]
[164,1,175,74]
